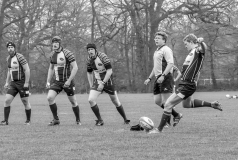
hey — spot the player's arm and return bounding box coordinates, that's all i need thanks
[173,65,182,82]
[87,72,93,87]
[162,63,173,76]
[4,69,11,88]
[197,38,207,54]
[144,69,154,85]
[102,68,112,84]
[46,63,54,85]
[22,63,30,86]
[67,61,78,82]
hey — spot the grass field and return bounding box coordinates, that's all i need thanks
[0,91,237,160]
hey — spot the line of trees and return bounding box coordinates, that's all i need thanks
[0,0,238,94]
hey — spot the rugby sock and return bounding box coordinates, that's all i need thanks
[4,106,10,122]
[49,103,59,120]
[158,111,171,132]
[192,99,211,108]
[25,109,31,121]
[116,105,127,121]
[161,104,178,124]
[161,104,178,117]
[72,106,80,121]
[91,104,102,121]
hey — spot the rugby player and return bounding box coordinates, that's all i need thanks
[149,34,222,134]
[1,42,31,125]
[86,43,130,126]
[46,36,80,126]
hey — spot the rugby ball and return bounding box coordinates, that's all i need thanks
[139,117,154,131]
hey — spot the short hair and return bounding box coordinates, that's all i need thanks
[183,34,198,44]
[86,43,97,50]
[154,31,168,42]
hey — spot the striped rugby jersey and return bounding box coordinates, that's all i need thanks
[7,53,27,81]
[153,45,174,77]
[50,48,75,82]
[181,48,204,82]
[86,52,112,80]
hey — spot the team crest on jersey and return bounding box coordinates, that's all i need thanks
[13,61,17,64]
[60,58,64,61]
[98,63,103,66]
[189,52,193,56]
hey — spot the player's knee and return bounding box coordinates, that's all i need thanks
[88,98,95,105]
[70,100,77,106]
[183,104,191,108]
[47,96,55,103]
[4,98,12,105]
[21,99,28,105]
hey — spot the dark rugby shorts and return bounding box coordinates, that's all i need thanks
[153,73,174,95]
[91,79,116,95]
[176,80,196,99]
[7,80,30,98]
[49,80,75,96]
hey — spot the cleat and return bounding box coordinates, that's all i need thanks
[24,120,30,125]
[124,119,130,124]
[211,101,222,111]
[95,120,104,126]
[148,128,161,134]
[48,119,60,126]
[164,122,170,128]
[173,113,183,127]
[0,120,8,125]
[76,120,81,125]
[130,124,144,131]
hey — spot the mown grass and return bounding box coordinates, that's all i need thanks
[0,91,237,160]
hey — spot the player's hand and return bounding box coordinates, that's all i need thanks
[24,82,29,88]
[63,80,71,88]
[46,82,51,89]
[156,76,164,83]
[197,37,204,43]
[144,79,151,85]
[4,83,9,89]
[97,82,104,91]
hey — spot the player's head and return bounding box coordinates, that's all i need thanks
[86,43,97,58]
[183,34,198,51]
[6,42,16,56]
[51,36,62,51]
[154,31,168,46]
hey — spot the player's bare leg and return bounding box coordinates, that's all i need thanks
[21,97,31,125]
[1,94,14,125]
[109,91,130,124]
[68,95,81,125]
[47,90,60,126]
[88,90,103,126]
